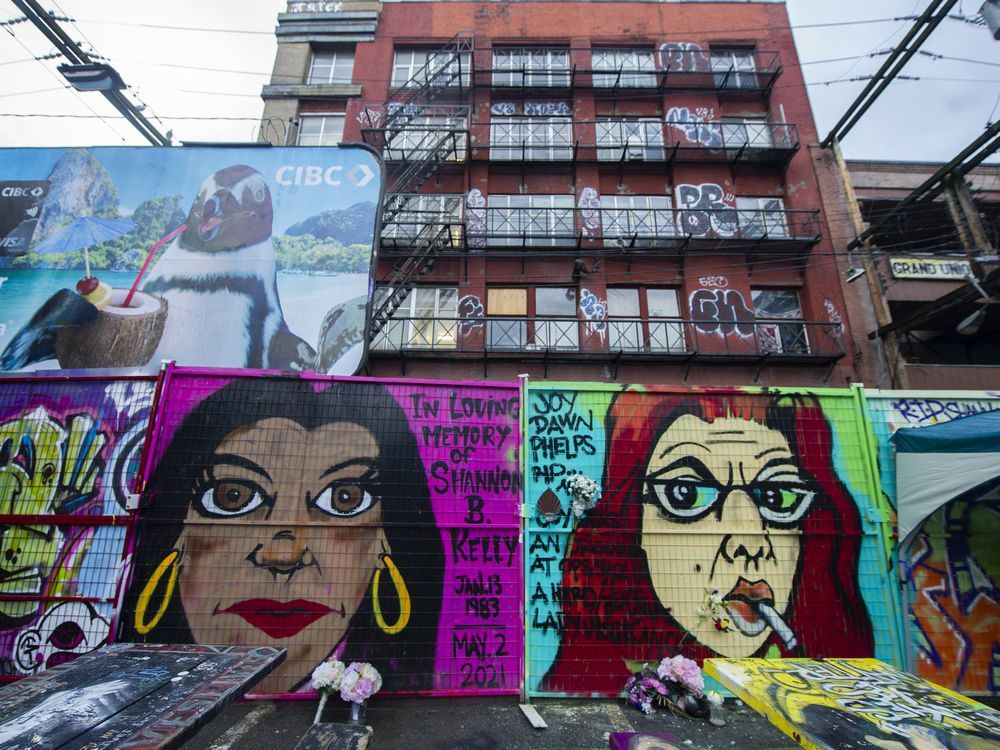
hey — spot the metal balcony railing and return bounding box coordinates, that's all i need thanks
[370,315,845,362]
[379,125,470,162]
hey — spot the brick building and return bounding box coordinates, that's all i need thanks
[261,0,856,385]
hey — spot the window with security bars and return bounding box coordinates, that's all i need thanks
[297,114,344,146]
[607,287,685,352]
[721,117,774,149]
[592,48,656,87]
[492,47,570,87]
[373,286,458,350]
[752,288,808,354]
[307,48,355,84]
[384,115,467,161]
[391,49,471,88]
[486,287,578,350]
[596,119,664,161]
[736,196,788,238]
[600,195,675,244]
[489,117,572,160]
[710,47,758,89]
[487,195,575,247]
[381,194,463,244]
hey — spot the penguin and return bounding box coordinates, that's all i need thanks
[143,164,315,370]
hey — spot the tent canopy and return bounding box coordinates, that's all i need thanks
[892,409,1000,546]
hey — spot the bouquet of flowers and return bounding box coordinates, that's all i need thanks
[566,473,601,518]
[340,661,383,704]
[623,655,724,724]
[310,658,383,725]
[311,657,346,724]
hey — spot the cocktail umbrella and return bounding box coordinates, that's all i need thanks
[32,216,137,278]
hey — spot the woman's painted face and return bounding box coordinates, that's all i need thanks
[640,415,815,657]
[176,418,387,692]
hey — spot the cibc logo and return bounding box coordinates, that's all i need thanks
[274,163,375,188]
[1,186,45,198]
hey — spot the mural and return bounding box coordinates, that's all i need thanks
[120,371,521,696]
[0,377,156,679]
[526,385,895,696]
[706,658,1000,749]
[0,146,381,375]
[865,391,1000,696]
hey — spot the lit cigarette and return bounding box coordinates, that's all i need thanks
[756,602,797,651]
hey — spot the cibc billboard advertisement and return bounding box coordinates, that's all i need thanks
[0,146,383,375]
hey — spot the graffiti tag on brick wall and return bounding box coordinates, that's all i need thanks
[689,287,754,337]
[466,188,486,249]
[458,294,484,334]
[666,106,722,148]
[657,42,709,72]
[578,187,601,238]
[579,289,607,343]
[675,183,737,237]
[524,102,572,117]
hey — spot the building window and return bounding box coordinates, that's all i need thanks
[489,116,572,160]
[601,195,675,243]
[374,286,458,350]
[591,48,656,87]
[487,195,575,247]
[710,47,758,89]
[752,289,807,354]
[384,115,467,161]
[381,194,464,244]
[736,197,788,238]
[492,47,570,87]
[721,117,774,149]
[391,49,471,88]
[307,48,355,84]
[607,287,684,352]
[297,114,344,146]
[486,287,578,350]
[595,118,664,161]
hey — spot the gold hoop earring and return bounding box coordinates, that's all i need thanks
[135,549,180,635]
[372,554,410,635]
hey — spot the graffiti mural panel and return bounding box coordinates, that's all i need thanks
[526,385,898,695]
[865,390,1000,695]
[0,376,156,679]
[121,369,521,696]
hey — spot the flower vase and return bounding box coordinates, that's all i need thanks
[313,692,328,725]
[349,699,367,725]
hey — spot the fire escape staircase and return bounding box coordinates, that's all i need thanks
[363,32,474,338]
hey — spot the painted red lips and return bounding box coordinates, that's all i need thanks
[723,578,774,624]
[218,599,338,639]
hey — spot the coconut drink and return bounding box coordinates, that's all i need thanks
[54,276,168,369]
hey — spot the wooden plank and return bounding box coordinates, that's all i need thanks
[293,724,372,750]
[705,658,1000,750]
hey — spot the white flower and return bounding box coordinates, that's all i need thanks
[311,658,346,692]
[566,474,601,517]
[340,661,383,704]
[705,690,724,707]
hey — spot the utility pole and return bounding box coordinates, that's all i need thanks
[12,0,172,146]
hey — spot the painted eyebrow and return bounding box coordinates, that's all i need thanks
[753,456,804,479]
[210,454,272,482]
[647,455,714,480]
[658,440,710,458]
[320,459,379,479]
[755,446,791,460]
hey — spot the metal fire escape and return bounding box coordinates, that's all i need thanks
[362,33,474,336]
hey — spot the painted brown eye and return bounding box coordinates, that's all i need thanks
[311,482,377,518]
[197,480,267,517]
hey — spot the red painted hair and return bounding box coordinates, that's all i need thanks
[542,390,874,693]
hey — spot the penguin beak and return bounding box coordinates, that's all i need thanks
[198,194,226,241]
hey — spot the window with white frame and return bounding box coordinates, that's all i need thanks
[381,194,463,244]
[751,288,807,355]
[487,195,575,247]
[592,48,656,87]
[736,196,787,238]
[596,118,664,161]
[607,287,684,352]
[373,286,458,350]
[391,49,471,88]
[297,114,344,146]
[721,117,773,149]
[307,48,355,85]
[492,47,570,87]
[490,116,572,160]
[384,115,467,161]
[710,47,758,89]
[601,195,674,243]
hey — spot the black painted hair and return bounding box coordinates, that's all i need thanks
[119,376,444,691]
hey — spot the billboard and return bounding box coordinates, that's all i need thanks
[0,146,382,376]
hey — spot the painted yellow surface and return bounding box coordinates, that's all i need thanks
[705,658,1000,750]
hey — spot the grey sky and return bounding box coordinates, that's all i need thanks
[0,0,998,162]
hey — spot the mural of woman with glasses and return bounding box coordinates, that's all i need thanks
[543,390,873,693]
[120,377,444,694]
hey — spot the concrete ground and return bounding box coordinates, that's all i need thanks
[186,696,798,750]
